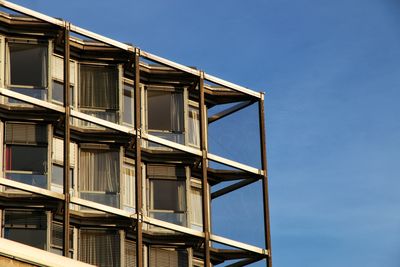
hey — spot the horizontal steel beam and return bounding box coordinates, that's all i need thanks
[142,132,202,156]
[210,234,268,256]
[0,88,65,113]
[208,153,264,176]
[70,197,133,218]
[0,0,64,27]
[204,73,262,99]
[143,216,205,238]
[0,238,94,267]
[0,177,65,200]
[70,110,135,135]
[208,101,254,124]
[140,50,200,77]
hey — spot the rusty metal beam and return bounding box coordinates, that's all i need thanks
[225,257,264,267]
[211,178,258,200]
[208,100,254,124]
[134,48,143,267]
[63,23,71,258]
[199,71,211,266]
[259,94,272,267]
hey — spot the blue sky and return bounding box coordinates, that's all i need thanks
[9,0,400,266]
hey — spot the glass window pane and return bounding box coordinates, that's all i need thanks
[79,149,120,208]
[123,163,135,211]
[123,83,134,125]
[190,187,203,230]
[9,43,48,87]
[4,211,47,250]
[79,65,118,109]
[6,146,47,173]
[148,91,172,131]
[151,180,185,211]
[52,81,73,104]
[188,106,200,147]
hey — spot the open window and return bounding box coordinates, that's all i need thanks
[4,122,48,189]
[79,64,119,127]
[146,87,184,145]
[79,228,120,267]
[79,146,120,208]
[6,39,48,101]
[148,165,186,226]
[3,210,47,250]
[149,247,188,267]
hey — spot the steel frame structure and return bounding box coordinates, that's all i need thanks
[0,1,272,266]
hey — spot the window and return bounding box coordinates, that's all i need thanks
[123,161,135,212]
[147,88,184,144]
[4,123,48,189]
[149,247,188,267]
[51,164,74,193]
[148,165,186,226]
[79,148,120,208]
[51,55,75,105]
[7,41,48,100]
[79,64,119,126]
[50,221,74,257]
[190,180,203,231]
[123,82,134,125]
[3,210,47,249]
[51,138,76,193]
[125,239,136,267]
[188,104,200,147]
[79,229,120,267]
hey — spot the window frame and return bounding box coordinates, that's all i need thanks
[147,164,188,227]
[50,54,76,106]
[5,38,51,102]
[145,85,186,148]
[78,144,121,209]
[3,122,50,190]
[78,62,121,128]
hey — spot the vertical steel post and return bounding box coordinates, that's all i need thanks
[134,48,143,267]
[63,22,71,257]
[199,72,211,266]
[258,94,272,267]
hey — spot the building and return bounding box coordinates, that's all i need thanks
[0,1,271,266]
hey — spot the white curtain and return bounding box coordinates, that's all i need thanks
[79,150,119,193]
[80,65,118,109]
[171,92,183,132]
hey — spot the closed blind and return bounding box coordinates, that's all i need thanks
[147,165,185,179]
[80,229,120,267]
[4,210,46,228]
[52,137,76,166]
[149,248,188,267]
[5,123,47,144]
[125,240,136,267]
